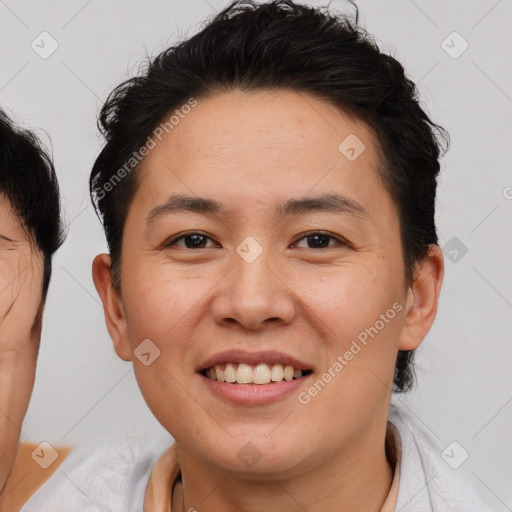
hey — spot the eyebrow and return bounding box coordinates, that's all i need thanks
[146,193,369,224]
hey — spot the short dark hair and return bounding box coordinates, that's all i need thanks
[90,0,449,392]
[0,108,64,296]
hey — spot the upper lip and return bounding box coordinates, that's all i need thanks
[197,349,314,373]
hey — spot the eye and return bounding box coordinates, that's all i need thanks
[164,232,218,249]
[163,231,348,250]
[292,232,347,250]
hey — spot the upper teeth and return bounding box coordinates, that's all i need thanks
[205,363,304,384]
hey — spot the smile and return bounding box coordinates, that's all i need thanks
[202,362,313,385]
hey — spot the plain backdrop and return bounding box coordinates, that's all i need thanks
[1,0,511,507]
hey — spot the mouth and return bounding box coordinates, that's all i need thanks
[201,362,314,385]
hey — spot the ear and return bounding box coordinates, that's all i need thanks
[92,253,132,361]
[398,244,444,351]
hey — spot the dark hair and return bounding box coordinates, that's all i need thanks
[90,0,449,392]
[0,108,64,296]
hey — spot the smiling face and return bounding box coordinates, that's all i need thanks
[93,88,443,477]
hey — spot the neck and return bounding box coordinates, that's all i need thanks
[173,417,394,512]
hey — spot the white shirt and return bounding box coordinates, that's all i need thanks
[21,401,496,511]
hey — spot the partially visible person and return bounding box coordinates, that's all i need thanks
[0,107,66,510]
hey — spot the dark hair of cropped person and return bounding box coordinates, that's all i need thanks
[89,0,450,392]
[0,108,65,296]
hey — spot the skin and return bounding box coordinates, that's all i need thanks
[93,89,444,512]
[0,194,45,493]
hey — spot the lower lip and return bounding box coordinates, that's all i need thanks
[199,373,312,405]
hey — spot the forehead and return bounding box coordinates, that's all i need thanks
[0,194,23,231]
[130,89,394,223]
[0,193,34,250]
[148,89,380,167]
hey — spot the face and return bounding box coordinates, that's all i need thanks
[0,194,45,489]
[94,89,443,477]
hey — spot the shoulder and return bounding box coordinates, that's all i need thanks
[0,443,72,512]
[388,399,498,511]
[19,427,173,512]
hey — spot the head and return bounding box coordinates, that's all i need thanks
[92,0,446,475]
[0,108,64,299]
[0,107,64,490]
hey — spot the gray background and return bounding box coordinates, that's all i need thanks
[1,0,511,507]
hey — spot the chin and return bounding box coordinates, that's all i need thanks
[197,433,310,476]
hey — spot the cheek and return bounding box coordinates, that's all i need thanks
[296,261,403,390]
[122,262,205,345]
[0,257,23,310]
[296,260,396,337]
[122,265,200,420]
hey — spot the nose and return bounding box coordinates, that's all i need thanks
[211,241,296,331]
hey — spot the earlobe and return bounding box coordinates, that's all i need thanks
[91,254,132,361]
[398,245,444,351]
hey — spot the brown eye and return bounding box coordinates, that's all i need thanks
[164,232,217,249]
[293,232,347,249]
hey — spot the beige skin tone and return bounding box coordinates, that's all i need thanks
[93,89,444,512]
[0,194,45,493]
